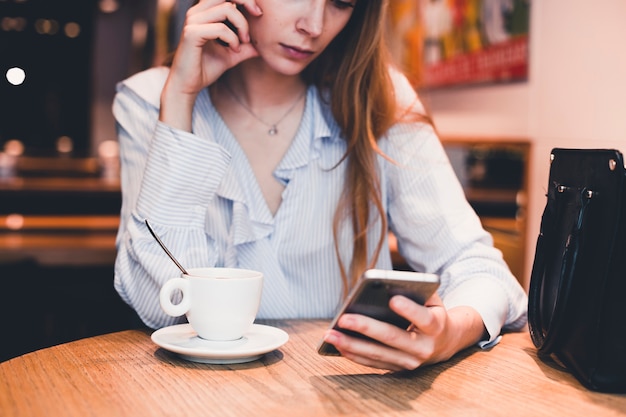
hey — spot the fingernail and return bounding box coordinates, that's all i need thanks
[391,295,408,308]
[338,315,354,328]
[324,331,338,344]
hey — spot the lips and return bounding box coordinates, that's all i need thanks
[281,43,314,60]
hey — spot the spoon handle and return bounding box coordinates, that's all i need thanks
[144,219,189,275]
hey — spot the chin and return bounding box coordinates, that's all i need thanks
[261,56,310,77]
[252,51,312,76]
[278,65,308,76]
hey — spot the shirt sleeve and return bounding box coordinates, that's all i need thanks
[382,80,528,344]
[112,78,231,330]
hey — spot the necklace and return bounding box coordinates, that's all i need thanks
[222,80,306,136]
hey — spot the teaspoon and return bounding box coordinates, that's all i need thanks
[144,219,189,275]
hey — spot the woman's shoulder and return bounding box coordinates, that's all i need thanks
[380,67,439,156]
[388,66,426,115]
[116,66,170,107]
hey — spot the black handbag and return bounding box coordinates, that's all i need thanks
[528,148,626,393]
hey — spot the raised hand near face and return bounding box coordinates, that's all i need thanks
[160,0,263,130]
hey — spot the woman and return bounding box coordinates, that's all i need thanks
[113,0,527,371]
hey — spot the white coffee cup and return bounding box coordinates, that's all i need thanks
[159,267,263,341]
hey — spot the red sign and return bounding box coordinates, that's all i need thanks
[423,35,529,88]
[388,0,533,89]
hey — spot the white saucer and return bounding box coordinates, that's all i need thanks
[151,323,289,364]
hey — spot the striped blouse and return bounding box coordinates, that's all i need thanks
[113,66,528,344]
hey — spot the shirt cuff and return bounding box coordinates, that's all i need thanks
[136,122,231,227]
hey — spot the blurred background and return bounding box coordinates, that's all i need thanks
[1,0,624,361]
[0,0,161,362]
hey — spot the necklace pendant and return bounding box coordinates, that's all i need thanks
[268,125,278,135]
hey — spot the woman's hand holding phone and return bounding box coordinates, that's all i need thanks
[319,270,488,372]
[160,0,262,130]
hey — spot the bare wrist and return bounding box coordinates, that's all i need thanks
[446,306,487,353]
[159,86,197,132]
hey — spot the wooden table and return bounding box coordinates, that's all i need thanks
[1,320,624,417]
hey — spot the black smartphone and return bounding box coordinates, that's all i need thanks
[317,269,440,356]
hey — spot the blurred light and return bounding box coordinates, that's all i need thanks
[98,140,119,158]
[35,18,59,35]
[5,214,25,231]
[6,67,26,85]
[4,140,24,156]
[98,140,120,180]
[132,19,148,48]
[56,136,73,154]
[1,17,27,31]
[0,152,17,178]
[99,0,120,13]
[64,22,81,38]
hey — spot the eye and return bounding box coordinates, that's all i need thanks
[332,0,355,10]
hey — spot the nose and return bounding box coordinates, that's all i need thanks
[295,0,325,37]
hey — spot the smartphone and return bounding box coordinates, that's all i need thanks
[317,269,440,356]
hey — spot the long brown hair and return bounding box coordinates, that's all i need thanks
[302,0,414,293]
[168,0,429,294]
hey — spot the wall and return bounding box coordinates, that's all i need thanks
[419,0,626,289]
[92,0,157,153]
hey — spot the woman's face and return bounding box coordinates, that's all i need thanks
[247,0,357,75]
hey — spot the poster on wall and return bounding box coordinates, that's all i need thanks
[388,0,531,89]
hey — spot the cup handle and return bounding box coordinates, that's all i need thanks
[159,277,190,317]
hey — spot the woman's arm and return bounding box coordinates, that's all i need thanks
[321,120,527,369]
[159,0,261,131]
[322,72,527,369]
[113,79,231,329]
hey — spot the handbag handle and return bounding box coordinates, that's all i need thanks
[528,185,593,353]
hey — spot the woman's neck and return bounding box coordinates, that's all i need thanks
[223,62,306,111]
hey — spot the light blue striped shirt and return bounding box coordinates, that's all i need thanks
[113,66,528,343]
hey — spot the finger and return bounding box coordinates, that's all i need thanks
[218,0,264,44]
[335,313,431,357]
[180,22,240,53]
[216,22,244,51]
[193,0,261,15]
[389,294,444,335]
[185,2,249,46]
[185,0,226,22]
[231,0,263,16]
[323,329,422,371]
[224,43,259,67]
[340,350,408,372]
[190,0,260,41]
[187,0,217,11]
